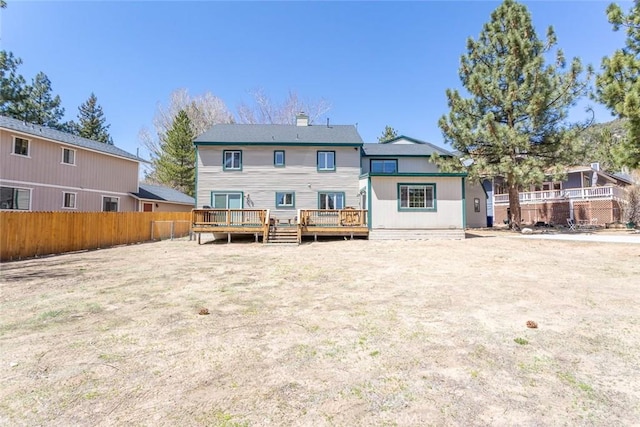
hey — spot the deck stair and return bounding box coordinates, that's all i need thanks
[266,226,299,245]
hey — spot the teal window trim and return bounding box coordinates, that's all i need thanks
[274,150,285,167]
[223,150,243,171]
[370,158,398,174]
[210,191,244,208]
[397,182,437,212]
[317,191,345,209]
[317,151,336,172]
[275,191,295,208]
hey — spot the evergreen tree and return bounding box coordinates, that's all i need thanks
[438,0,591,229]
[152,110,196,196]
[0,51,28,118]
[377,125,398,143]
[594,1,640,169]
[22,72,65,128]
[75,93,113,144]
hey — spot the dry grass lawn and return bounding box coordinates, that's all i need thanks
[1,233,639,426]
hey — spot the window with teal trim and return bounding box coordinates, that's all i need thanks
[212,192,242,208]
[223,150,242,170]
[274,150,285,167]
[319,192,344,209]
[276,192,294,208]
[371,159,397,173]
[399,184,435,210]
[317,151,335,171]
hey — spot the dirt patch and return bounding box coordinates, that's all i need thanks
[1,236,639,425]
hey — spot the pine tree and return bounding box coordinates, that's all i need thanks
[0,51,28,118]
[75,93,113,144]
[594,1,640,169]
[438,0,591,229]
[22,72,65,128]
[377,125,398,143]
[152,110,196,196]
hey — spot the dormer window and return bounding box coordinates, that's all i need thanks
[371,159,397,174]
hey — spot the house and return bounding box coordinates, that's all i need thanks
[487,163,632,226]
[192,117,483,243]
[0,115,142,212]
[130,183,195,212]
[193,113,363,217]
[359,136,485,239]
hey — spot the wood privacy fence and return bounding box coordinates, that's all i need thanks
[0,211,192,261]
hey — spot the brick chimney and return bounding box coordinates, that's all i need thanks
[296,112,309,127]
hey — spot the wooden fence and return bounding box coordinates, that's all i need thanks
[0,211,191,261]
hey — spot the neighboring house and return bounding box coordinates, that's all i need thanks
[194,113,363,219]
[1,115,142,212]
[359,136,485,240]
[131,183,195,212]
[488,163,631,226]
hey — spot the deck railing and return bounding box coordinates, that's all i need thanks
[494,186,624,204]
[298,209,368,227]
[192,209,269,227]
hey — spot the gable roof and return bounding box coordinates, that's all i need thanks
[0,115,142,162]
[361,142,453,157]
[194,123,363,145]
[131,183,195,205]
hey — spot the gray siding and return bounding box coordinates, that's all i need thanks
[1,129,140,211]
[196,145,361,219]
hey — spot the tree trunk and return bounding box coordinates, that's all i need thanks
[508,182,522,231]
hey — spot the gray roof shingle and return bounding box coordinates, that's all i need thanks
[362,142,452,157]
[0,115,142,162]
[194,123,363,145]
[132,183,195,205]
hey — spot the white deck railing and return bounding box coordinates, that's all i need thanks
[494,186,624,204]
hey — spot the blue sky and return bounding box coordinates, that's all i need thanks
[0,1,631,158]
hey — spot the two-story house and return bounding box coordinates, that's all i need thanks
[1,115,144,212]
[193,114,363,219]
[193,117,485,242]
[486,163,631,226]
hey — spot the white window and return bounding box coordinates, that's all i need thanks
[318,192,344,210]
[276,192,295,208]
[102,196,119,212]
[317,151,335,171]
[13,137,29,156]
[212,192,243,209]
[223,150,242,170]
[63,192,76,209]
[398,184,436,210]
[0,186,30,210]
[62,148,76,165]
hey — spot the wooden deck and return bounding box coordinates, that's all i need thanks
[299,209,369,241]
[191,208,368,244]
[191,209,270,243]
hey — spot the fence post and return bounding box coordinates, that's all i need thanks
[170,221,174,241]
[151,221,154,241]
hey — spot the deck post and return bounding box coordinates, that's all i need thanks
[314,233,317,242]
[255,233,258,243]
[198,233,201,245]
[227,233,231,243]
